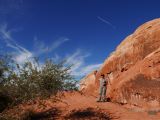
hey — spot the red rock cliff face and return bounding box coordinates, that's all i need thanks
[80,18,160,108]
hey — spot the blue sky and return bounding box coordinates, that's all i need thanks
[0,0,160,79]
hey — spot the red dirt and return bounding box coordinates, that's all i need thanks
[4,91,159,120]
[54,91,160,120]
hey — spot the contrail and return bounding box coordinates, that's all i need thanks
[97,16,116,29]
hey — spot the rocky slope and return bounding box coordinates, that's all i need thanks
[80,18,160,108]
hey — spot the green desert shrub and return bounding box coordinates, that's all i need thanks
[0,55,14,112]
[0,55,77,109]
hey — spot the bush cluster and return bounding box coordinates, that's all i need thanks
[0,55,77,112]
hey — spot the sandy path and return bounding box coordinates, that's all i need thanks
[54,91,160,120]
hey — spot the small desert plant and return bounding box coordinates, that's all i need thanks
[0,55,78,110]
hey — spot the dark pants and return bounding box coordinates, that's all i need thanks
[98,86,106,101]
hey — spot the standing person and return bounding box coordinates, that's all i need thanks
[97,74,107,102]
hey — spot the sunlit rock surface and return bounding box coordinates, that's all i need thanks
[80,18,160,108]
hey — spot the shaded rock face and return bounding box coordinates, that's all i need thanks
[80,18,160,108]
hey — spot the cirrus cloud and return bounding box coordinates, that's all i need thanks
[0,23,102,79]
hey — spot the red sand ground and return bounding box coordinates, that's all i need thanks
[53,91,160,120]
[28,91,160,120]
[2,91,160,120]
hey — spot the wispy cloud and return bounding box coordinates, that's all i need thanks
[0,23,70,64]
[97,16,116,29]
[52,53,61,62]
[0,23,33,64]
[15,52,32,64]
[34,36,69,56]
[0,23,102,79]
[73,63,102,79]
[65,49,90,72]
[82,63,102,74]
[65,49,102,78]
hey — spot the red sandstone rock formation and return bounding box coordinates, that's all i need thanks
[80,18,160,108]
[79,71,97,95]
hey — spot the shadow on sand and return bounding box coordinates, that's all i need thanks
[26,108,60,120]
[64,107,118,120]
